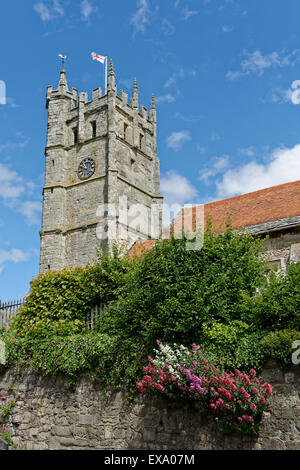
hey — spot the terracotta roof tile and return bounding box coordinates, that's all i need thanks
[129,180,300,256]
[173,179,300,234]
[129,240,156,258]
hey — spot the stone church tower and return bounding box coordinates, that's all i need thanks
[39,60,163,272]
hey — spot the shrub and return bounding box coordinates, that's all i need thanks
[241,262,300,330]
[261,329,300,369]
[12,243,131,336]
[137,341,272,436]
[0,393,15,447]
[98,230,266,350]
[0,327,142,392]
[200,321,268,371]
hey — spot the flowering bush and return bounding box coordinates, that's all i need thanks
[137,341,272,436]
[0,393,14,447]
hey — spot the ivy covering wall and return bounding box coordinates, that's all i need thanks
[0,229,299,396]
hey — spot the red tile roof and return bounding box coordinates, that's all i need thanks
[173,179,300,234]
[129,239,156,258]
[129,179,300,256]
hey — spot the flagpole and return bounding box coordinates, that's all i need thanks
[105,56,108,94]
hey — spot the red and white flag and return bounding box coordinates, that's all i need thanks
[91,52,106,64]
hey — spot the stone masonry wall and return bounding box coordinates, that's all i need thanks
[0,361,299,450]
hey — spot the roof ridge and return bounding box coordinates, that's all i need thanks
[203,179,300,208]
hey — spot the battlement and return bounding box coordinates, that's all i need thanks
[46,61,156,126]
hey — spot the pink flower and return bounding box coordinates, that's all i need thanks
[262,383,272,396]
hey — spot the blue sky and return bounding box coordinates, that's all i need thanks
[1,0,300,301]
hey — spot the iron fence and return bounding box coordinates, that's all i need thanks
[0,298,26,329]
[0,298,105,330]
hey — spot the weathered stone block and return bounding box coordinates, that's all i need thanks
[78,414,93,425]
[0,438,8,450]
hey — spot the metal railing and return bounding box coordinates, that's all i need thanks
[0,298,26,329]
[87,303,105,330]
[0,298,105,330]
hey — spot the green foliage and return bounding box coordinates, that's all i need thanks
[98,230,266,350]
[12,243,131,335]
[0,398,15,418]
[0,427,14,447]
[241,262,300,330]
[0,394,15,448]
[200,321,268,371]
[0,230,298,398]
[261,329,300,369]
[27,332,117,387]
[0,328,141,392]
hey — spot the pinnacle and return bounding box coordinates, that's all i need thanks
[109,58,115,76]
[151,94,156,108]
[58,68,68,91]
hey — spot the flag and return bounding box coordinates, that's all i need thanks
[91,52,106,64]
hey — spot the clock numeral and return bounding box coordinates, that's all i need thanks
[78,158,95,180]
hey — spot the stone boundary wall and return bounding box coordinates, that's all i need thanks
[0,361,299,450]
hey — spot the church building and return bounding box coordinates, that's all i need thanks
[40,62,300,272]
[40,61,163,272]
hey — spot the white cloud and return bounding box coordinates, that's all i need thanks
[119,78,132,90]
[214,155,229,171]
[196,144,208,154]
[210,132,220,141]
[161,171,199,227]
[165,69,197,89]
[81,0,96,21]
[270,81,300,105]
[165,69,185,88]
[216,144,300,198]
[161,18,175,36]
[166,130,191,150]
[0,248,30,273]
[34,0,64,22]
[182,8,198,20]
[0,134,31,203]
[227,49,300,80]
[6,98,19,109]
[18,201,42,226]
[53,0,63,15]
[156,93,176,104]
[161,170,198,206]
[0,133,30,153]
[130,0,152,35]
[0,161,41,226]
[238,147,255,157]
[199,155,230,184]
[0,164,24,200]
[222,25,232,33]
[34,2,53,21]
[175,112,203,122]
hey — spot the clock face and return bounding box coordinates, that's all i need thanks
[77,157,95,180]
